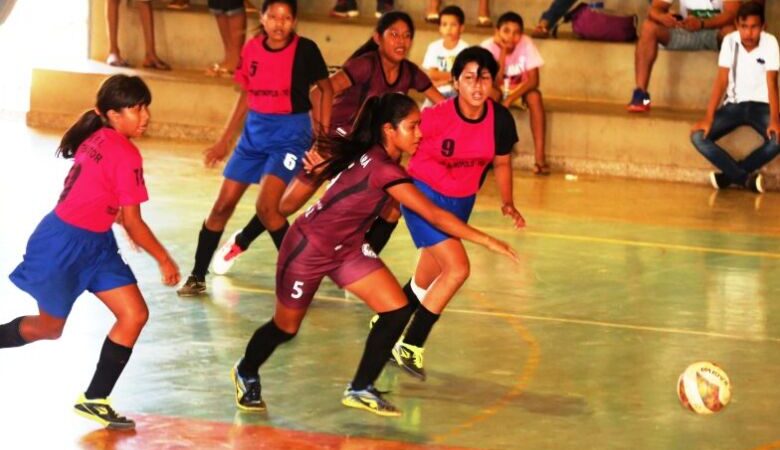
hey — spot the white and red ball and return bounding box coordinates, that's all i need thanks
[677,361,731,414]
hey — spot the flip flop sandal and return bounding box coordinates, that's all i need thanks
[425,13,439,24]
[533,163,551,176]
[205,63,234,78]
[477,16,492,27]
[106,55,131,68]
[143,59,172,71]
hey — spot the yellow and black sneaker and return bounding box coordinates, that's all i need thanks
[231,359,266,412]
[391,342,426,381]
[341,384,401,417]
[73,395,135,430]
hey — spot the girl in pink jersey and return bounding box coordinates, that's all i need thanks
[230,93,518,417]
[177,0,333,296]
[391,47,526,381]
[0,75,180,430]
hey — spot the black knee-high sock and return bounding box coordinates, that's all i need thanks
[403,305,440,348]
[84,337,133,400]
[402,280,421,311]
[238,319,296,377]
[351,303,414,390]
[236,215,266,251]
[191,222,224,280]
[268,222,290,251]
[0,317,27,348]
[365,217,398,254]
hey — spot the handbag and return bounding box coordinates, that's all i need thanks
[563,3,638,42]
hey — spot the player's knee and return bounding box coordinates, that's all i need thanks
[39,323,64,340]
[256,202,282,224]
[211,201,237,222]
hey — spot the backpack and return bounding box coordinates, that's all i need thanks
[564,3,638,42]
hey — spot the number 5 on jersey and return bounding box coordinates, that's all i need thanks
[291,281,304,299]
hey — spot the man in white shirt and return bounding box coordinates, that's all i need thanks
[628,0,740,112]
[691,1,779,193]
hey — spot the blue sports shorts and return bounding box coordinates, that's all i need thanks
[223,111,312,185]
[401,179,476,249]
[9,212,137,318]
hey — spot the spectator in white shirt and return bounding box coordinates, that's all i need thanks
[691,1,779,193]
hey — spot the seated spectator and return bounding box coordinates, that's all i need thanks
[691,1,779,193]
[481,12,549,175]
[425,0,492,27]
[331,0,393,19]
[530,0,577,38]
[106,0,170,70]
[421,5,469,107]
[629,0,740,112]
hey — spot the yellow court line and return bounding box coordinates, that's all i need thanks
[478,227,780,259]
[230,285,780,344]
[432,292,541,443]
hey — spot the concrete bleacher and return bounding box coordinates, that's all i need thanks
[26,0,780,186]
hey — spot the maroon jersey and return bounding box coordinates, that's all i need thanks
[295,145,411,254]
[331,51,433,136]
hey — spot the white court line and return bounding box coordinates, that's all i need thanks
[230,284,780,344]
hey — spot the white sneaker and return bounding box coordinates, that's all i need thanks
[211,231,244,275]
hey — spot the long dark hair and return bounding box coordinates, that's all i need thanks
[57,75,152,159]
[316,93,418,181]
[347,11,415,62]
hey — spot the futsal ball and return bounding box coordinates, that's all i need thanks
[677,361,731,414]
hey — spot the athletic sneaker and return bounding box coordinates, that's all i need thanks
[709,171,730,189]
[73,395,135,430]
[176,275,206,297]
[341,384,401,417]
[745,173,765,194]
[231,359,266,412]
[212,231,244,275]
[627,88,651,113]
[330,0,358,18]
[391,342,426,381]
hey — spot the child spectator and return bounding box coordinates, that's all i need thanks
[421,5,469,107]
[628,0,740,112]
[481,12,549,175]
[691,1,779,193]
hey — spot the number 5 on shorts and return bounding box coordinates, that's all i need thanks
[291,280,304,299]
[284,153,298,171]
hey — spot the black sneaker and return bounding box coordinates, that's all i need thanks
[177,275,206,297]
[709,171,730,189]
[231,359,266,411]
[745,173,765,193]
[74,395,135,430]
[330,0,358,18]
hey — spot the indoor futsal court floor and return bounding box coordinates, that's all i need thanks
[1,119,780,450]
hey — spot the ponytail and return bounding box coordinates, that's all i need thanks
[57,74,152,159]
[346,11,415,63]
[57,110,105,159]
[315,93,418,181]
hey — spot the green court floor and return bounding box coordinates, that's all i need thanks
[1,120,779,449]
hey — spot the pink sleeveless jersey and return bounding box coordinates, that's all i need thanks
[235,35,300,114]
[54,128,149,232]
[407,98,496,197]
